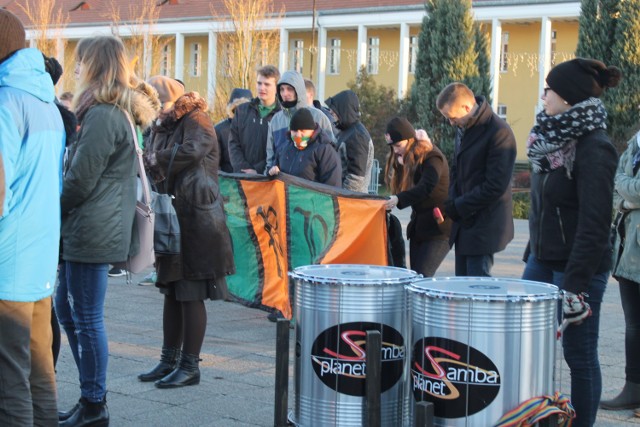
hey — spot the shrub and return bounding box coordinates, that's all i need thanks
[512,192,530,220]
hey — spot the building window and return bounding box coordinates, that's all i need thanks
[160,44,171,76]
[550,30,557,65]
[409,35,419,74]
[367,36,380,75]
[190,43,201,77]
[497,104,508,121]
[500,32,509,73]
[222,42,234,77]
[329,38,341,75]
[292,40,304,73]
[256,40,268,68]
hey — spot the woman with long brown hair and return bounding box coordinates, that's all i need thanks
[55,36,158,426]
[383,117,451,276]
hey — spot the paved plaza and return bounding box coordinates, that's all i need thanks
[54,211,640,426]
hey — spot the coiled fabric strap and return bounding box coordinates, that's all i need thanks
[494,391,575,427]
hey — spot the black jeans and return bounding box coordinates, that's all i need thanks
[618,277,640,383]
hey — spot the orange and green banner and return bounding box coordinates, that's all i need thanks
[220,173,389,318]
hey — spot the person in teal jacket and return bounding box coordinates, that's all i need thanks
[0,10,65,426]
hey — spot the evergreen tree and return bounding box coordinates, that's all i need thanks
[606,0,640,149]
[472,23,493,106]
[576,0,619,65]
[347,67,405,168]
[577,0,639,151]
[410,0,491,160]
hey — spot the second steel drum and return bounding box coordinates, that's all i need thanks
[406,277,559,427]
[289,264,420,427]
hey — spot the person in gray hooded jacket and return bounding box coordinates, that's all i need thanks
[325,89,374,193]
[264,70,335,173]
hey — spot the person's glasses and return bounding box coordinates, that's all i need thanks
[543,87,551,96]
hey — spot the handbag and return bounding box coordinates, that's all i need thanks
[152,144,181,255]
[113,112,155,274]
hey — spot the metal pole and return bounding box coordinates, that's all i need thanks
[274,319,290,427]
[310,0,317,81]
[365,330,381,427]
[414,401,434,427]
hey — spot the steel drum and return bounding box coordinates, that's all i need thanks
[406,277,559,426]
[289,264,420,426]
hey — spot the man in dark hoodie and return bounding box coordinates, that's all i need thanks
[214,88,252,173]
[229,65,280,174]
[325,90,374,193]
[264,70,335,173]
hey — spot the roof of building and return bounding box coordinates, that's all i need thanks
[3,0,578,27]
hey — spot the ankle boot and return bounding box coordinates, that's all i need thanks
[138,346,180,382]
[154,352,201,388]
[58,399,81,421]
[59,396,109,427]
[600,381,640,410]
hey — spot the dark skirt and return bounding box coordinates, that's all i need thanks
[154,254,229,302]
[157,277,228,302]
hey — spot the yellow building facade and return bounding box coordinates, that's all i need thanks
[22,0,581,162]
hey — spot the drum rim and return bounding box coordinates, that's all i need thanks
[289,264,420,285]
[405,276,560,302]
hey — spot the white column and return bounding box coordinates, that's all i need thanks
[207,31,217,106]
[398,23,410,99]
[357,25,367,72]
[143,33,152,80]
[279,28,289,71]
[56,39,65,94]
[175,33,185,81]
[490,19,502,111]
[539,17,553,110]
[317,25,327,101]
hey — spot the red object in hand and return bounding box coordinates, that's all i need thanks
[433,207,444,224]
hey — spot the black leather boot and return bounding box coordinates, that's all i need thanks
[138,346,180,382]
[58,399,81,421]
[154,352,201,388]
[600,381,640,410]
[59,396,109,427]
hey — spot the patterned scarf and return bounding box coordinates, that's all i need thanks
[526,97,607,178]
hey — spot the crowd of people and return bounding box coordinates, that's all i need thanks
[0,7,637,427]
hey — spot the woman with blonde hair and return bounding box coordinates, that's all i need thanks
[383,117,451,276]
[55,36,158,426]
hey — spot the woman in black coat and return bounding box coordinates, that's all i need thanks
[523,58,621,427]
[140,77,235,388]
[383,117,451,276]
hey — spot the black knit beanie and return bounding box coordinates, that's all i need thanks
[43,55,63,85]
[385,117,415,145]
[0,10,26,65]
[546,58,622,105]
[290,108,316,131]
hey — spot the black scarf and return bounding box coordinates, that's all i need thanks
[526,97,607,178]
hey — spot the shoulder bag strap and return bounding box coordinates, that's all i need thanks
[122,110,152,207]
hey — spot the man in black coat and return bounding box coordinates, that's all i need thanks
[228,65,281,174]
[437,82,517,276]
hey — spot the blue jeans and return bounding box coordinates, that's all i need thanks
[454,253,494,276]
[410,239,450,277]
[522,254,607,427]
[54,262,109,402]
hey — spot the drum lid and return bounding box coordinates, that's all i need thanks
[289,264,419,285]
[406,277,559,301]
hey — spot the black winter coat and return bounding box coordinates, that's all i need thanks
[228,97,280,173]
[397,146,451,242]
[274,127,342,187]
[325,90,374,193]
[214,118,233,173]
[146,96,235,282]
[448,97,517,255]
[528,129,617,294]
